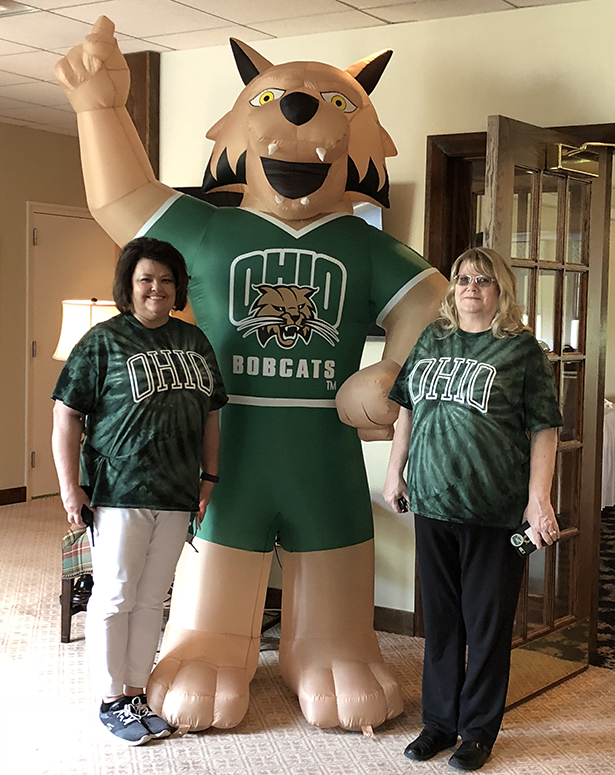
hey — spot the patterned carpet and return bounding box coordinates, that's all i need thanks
[597,507,615,669]
[2,497,615,775]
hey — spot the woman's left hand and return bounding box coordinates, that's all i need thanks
[195,480,215,529]
[523,496,559,549]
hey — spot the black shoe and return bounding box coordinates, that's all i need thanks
[404,728,458,761]
[449,741,492,771]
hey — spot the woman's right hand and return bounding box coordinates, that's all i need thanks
[383,474,409,513]
[61,485,90,527]
[55,16,130,114]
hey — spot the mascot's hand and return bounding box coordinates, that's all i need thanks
[55,16,129,113]
[336,359,401,441]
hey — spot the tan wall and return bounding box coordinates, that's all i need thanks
[0,123,86,491]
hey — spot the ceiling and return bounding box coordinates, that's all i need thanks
[0,0,590,135]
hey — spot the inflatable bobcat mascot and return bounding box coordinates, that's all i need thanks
[56,17,446,733]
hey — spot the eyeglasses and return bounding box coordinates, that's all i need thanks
[455,274,497,287]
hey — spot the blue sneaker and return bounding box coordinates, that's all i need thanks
[131,694,176,739]
[99,696,153,745]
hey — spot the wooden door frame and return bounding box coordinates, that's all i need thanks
[420,122,614,665]
[425,123,615,273]
[125,51,160,178]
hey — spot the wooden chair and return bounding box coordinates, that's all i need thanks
[61,527,93,643]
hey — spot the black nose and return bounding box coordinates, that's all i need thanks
[280,92,319,126]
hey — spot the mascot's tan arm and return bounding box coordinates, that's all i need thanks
[336,270,448,441]
[55,16,173,245]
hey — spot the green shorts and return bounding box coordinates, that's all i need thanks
[197,403,374,553]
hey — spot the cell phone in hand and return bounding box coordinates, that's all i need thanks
[397,497,409,513]
[81,504,94,529]
[510,522,537,556]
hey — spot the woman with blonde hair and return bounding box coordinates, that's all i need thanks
[384,247,562,771]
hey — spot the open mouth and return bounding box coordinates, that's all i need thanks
[278,325,298,340]
[261,158,331,199]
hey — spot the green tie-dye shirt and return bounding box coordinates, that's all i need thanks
[52,314,227,511]
[389,324,562,528]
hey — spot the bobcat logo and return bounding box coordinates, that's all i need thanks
[236,284,339,349]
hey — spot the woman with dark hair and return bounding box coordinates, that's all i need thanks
[384,247,562,771]
[52,237,227,745]
[111,237,190,313]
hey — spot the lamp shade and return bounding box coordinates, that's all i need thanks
[53,299,119,361]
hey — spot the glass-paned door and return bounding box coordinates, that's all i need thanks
[482,116,611,705]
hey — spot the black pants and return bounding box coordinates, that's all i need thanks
[415,514,525,747]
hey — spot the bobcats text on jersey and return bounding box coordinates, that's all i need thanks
[232,355,335,380]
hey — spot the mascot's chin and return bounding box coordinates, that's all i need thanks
[239,155,350,221]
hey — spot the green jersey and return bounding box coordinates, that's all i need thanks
[52,314,227,511]
[389,325,562,529]
[141,194,434,407]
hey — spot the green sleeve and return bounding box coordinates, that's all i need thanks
[522,337,563,432]
[142,194,216,269]
[196,330,228,412]
[51,329,104,415]
[367,227,435,326]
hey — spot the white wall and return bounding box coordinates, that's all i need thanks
[158,0,615,611]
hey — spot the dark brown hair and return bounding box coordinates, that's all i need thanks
[113,237,190,314]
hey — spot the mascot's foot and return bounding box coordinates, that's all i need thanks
[147,631,259,731]
[280,633,403,731]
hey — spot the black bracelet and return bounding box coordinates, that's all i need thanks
[200,472,220,483]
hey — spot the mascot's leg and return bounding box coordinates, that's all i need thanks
[279,539,403,731]
[147,537,272,731]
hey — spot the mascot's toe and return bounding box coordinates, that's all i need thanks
[147,631,259,731]
[280,632,403,731]
[297,660,403,731]
[148,657,250,731]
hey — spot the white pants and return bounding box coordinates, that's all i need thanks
[86,507,191,697]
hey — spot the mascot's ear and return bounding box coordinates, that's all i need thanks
[381,126,398,158]
[206,114,226,141]
[345,49,393,95]
[230,38,275,85]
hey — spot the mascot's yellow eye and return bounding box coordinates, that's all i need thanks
[321,92,357,113]
[250,88,285,107]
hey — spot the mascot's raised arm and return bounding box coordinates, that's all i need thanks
[56,16,448,734]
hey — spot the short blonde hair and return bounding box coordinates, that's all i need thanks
[436,247,526,338]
